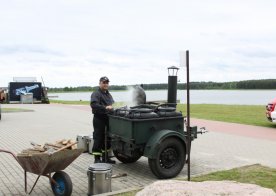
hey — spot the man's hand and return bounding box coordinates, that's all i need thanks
[106,105,113,110]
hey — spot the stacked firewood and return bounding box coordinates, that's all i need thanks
[19,139,77,155]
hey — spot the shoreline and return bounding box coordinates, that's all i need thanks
[48,89,276,93]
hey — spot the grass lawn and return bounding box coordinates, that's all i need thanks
[49,100,274,128]
[49,99,125,107]
[50,99,90,105]
[114,164,276,195]
[1,108,34,113]
[177,104,276,128]
[191,164,276,193]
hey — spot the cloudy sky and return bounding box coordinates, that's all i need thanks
[0,0,275,87]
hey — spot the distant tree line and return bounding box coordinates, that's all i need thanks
[48,79,276,92]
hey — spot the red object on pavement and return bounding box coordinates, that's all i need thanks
[266,97,276,122]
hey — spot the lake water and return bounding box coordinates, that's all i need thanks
[48,90,276,105]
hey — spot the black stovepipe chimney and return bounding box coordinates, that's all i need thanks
[167,66,179,106]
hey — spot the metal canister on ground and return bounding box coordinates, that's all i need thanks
[76,134,90,152]
[87,163,112,195]
[87,135,94,154]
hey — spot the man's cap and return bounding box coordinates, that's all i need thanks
[100,76,109,82]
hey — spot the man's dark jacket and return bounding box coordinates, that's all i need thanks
[90,88,114,118]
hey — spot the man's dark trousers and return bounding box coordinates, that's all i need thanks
[92,115,111,155]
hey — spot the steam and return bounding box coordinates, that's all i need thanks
[126,86,138,107]
[125,85,146,107]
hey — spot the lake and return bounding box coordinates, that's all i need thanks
[48,90,276,105]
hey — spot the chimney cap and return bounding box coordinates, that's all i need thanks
[167,66,179,70]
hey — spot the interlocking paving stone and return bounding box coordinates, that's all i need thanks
[1,104,276,195]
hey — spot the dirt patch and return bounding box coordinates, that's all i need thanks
[1,108,34,113]
[136,180,276,196]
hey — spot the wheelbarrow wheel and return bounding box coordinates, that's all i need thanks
[113,150,141,163]
[148,137,186,179]
[51,171,72,196]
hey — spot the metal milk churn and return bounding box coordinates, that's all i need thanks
[87,163,112,195]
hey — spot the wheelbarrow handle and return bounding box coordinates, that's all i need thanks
[56,141,77,152]
[0,149,19,162]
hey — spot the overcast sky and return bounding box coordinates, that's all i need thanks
[0,0,275,87]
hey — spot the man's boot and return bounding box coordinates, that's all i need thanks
[102,153,116,164]
[94,155,102,163]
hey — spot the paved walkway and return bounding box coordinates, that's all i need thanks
[0,104,276,195]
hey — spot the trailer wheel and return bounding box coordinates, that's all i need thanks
[51,171,72,196]
[113,150,141,163]
[148,138,185,179]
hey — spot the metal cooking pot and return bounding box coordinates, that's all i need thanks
[87,163,112,195]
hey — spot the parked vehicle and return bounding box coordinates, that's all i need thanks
[0,90,5,120]
[266,97,276,123]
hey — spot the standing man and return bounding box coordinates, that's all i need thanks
[90,76,116,164]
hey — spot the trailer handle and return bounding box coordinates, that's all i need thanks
[197,127,208,134]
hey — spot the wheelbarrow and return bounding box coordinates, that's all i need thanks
[0,148,83,196]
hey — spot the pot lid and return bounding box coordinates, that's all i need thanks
[88,163,112,171]
[130,108,153,113]
[158,107,176,112]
